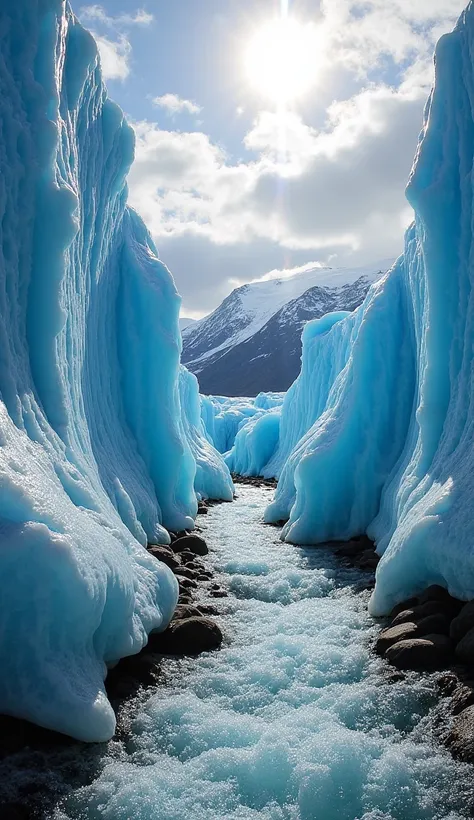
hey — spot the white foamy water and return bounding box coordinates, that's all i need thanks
[56,486,474,820]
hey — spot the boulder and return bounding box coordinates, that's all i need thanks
[418,585,453,605]
[389,597,419,619]
[450,683,474,716]
[385,634,453,670]
[148,617,223,655]
[147,545,180,570]
[376,622,419,655]
[179,577,197,590]
[391,599,456,627]
[174,567,198,580]
[198,604,219,615]
[210,589,228,598]
[446,705,474,761]
[171,534,209,556]
[455,626,474,665]
[450,601,474,644]
[173,604,204,620]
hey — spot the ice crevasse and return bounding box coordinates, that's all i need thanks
[0,0,231,741]
[260,1,474,616]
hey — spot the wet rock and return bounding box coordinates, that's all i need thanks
[197,573,211,581]
[450,684,474,716]
[148,617,222,655]
[416,613,451,636]
[455,626,474,664]
[446,705,474,761]
[168,531,178,542]
[198,604,219,615]
[171,534,209,556]
[209,588,228,598]
[336,540,366,557]
[450,601,474,644]
[418,585,453,606]
[173,604,204,620]
[147,545,180,570]
[389,597,419,618]
[391,599,456,627]
[179,577,197,590]
[437,671,459,696]
[385,634,453,671]
[174,567,198,580]
[376,622,419,655]
[179,550,196,562]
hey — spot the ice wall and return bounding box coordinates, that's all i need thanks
[0,0,226,740]
[179,368,234,501]
[265,1,474,615]
[201,394,284,454]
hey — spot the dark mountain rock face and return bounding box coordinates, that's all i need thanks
[182,275,378,396]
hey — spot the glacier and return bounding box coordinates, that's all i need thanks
[221,2,474,617]
[0,0,231,741]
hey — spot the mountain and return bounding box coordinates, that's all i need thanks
[179,317,197,331]
[182,261,394,396]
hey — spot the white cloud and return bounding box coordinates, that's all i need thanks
[80,5,153,27]
[94,33,131,81]
[152,94,202,116]
[126,0,466,312]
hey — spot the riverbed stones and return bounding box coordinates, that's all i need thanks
[173,604,204,620]
[148,617,223,655]
[385,634,453,670]
[446,705,474,761]
[455,627,474,665]
[376,622,419,655]
[450,601,474,643]
[171,534,209,556]
[390,597,419,618]
[147,545,181,570]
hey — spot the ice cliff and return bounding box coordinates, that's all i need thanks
[221,2,474,616]
[0,0,231,740]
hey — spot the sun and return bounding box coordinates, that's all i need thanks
[244,18,321,105]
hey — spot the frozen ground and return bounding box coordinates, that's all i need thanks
[47,487,474,820]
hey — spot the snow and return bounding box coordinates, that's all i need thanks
[0,0,229,741]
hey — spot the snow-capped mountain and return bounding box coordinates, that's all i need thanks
[179,317,196,331]
[182,261,394,396]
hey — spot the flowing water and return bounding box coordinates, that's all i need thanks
[47,486,474,818]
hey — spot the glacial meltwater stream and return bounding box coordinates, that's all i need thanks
[54,485,474,820]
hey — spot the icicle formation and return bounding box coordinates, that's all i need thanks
[0,0,230,740]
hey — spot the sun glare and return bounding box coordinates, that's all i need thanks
[244,18,320,105]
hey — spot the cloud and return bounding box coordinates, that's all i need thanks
[79,5,153,27]
[93,33,131,81]
[153,94,202,116]
[126,0,466,313]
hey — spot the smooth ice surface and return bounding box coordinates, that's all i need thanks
[56,488,474,820]
[0,0,229,740]
[179,368,234,501]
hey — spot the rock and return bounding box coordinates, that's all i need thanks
[451,684,474,716]
[418,585,453,605]
[179,577,197,590]
[210,589,227,598]
[437,671,459,696]
[455,626,474,664]
[147,545,180,570]
[197,573,211,581]
[358,556,379,570]
[336,540,366,557]
[173,604,204,620]
[198,604,219,615]
[179,550,196,562]
[385,634,453,670]
[148,617,223,655]
[168,531,178,542]
[446,705,474,761]
[450,601,474,644]
[376,622,419,655]
[171,534,209,556]
[1,802,32,819]
[174,567,198,580]
[197,506,208,515]
[391,599,456,627]
[389,597,419,618]
[416,613,451,636]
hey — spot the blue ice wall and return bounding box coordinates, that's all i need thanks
[0,0,227,740]
[263,1,474,615]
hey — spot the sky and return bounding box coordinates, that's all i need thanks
[77,0,467,317]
